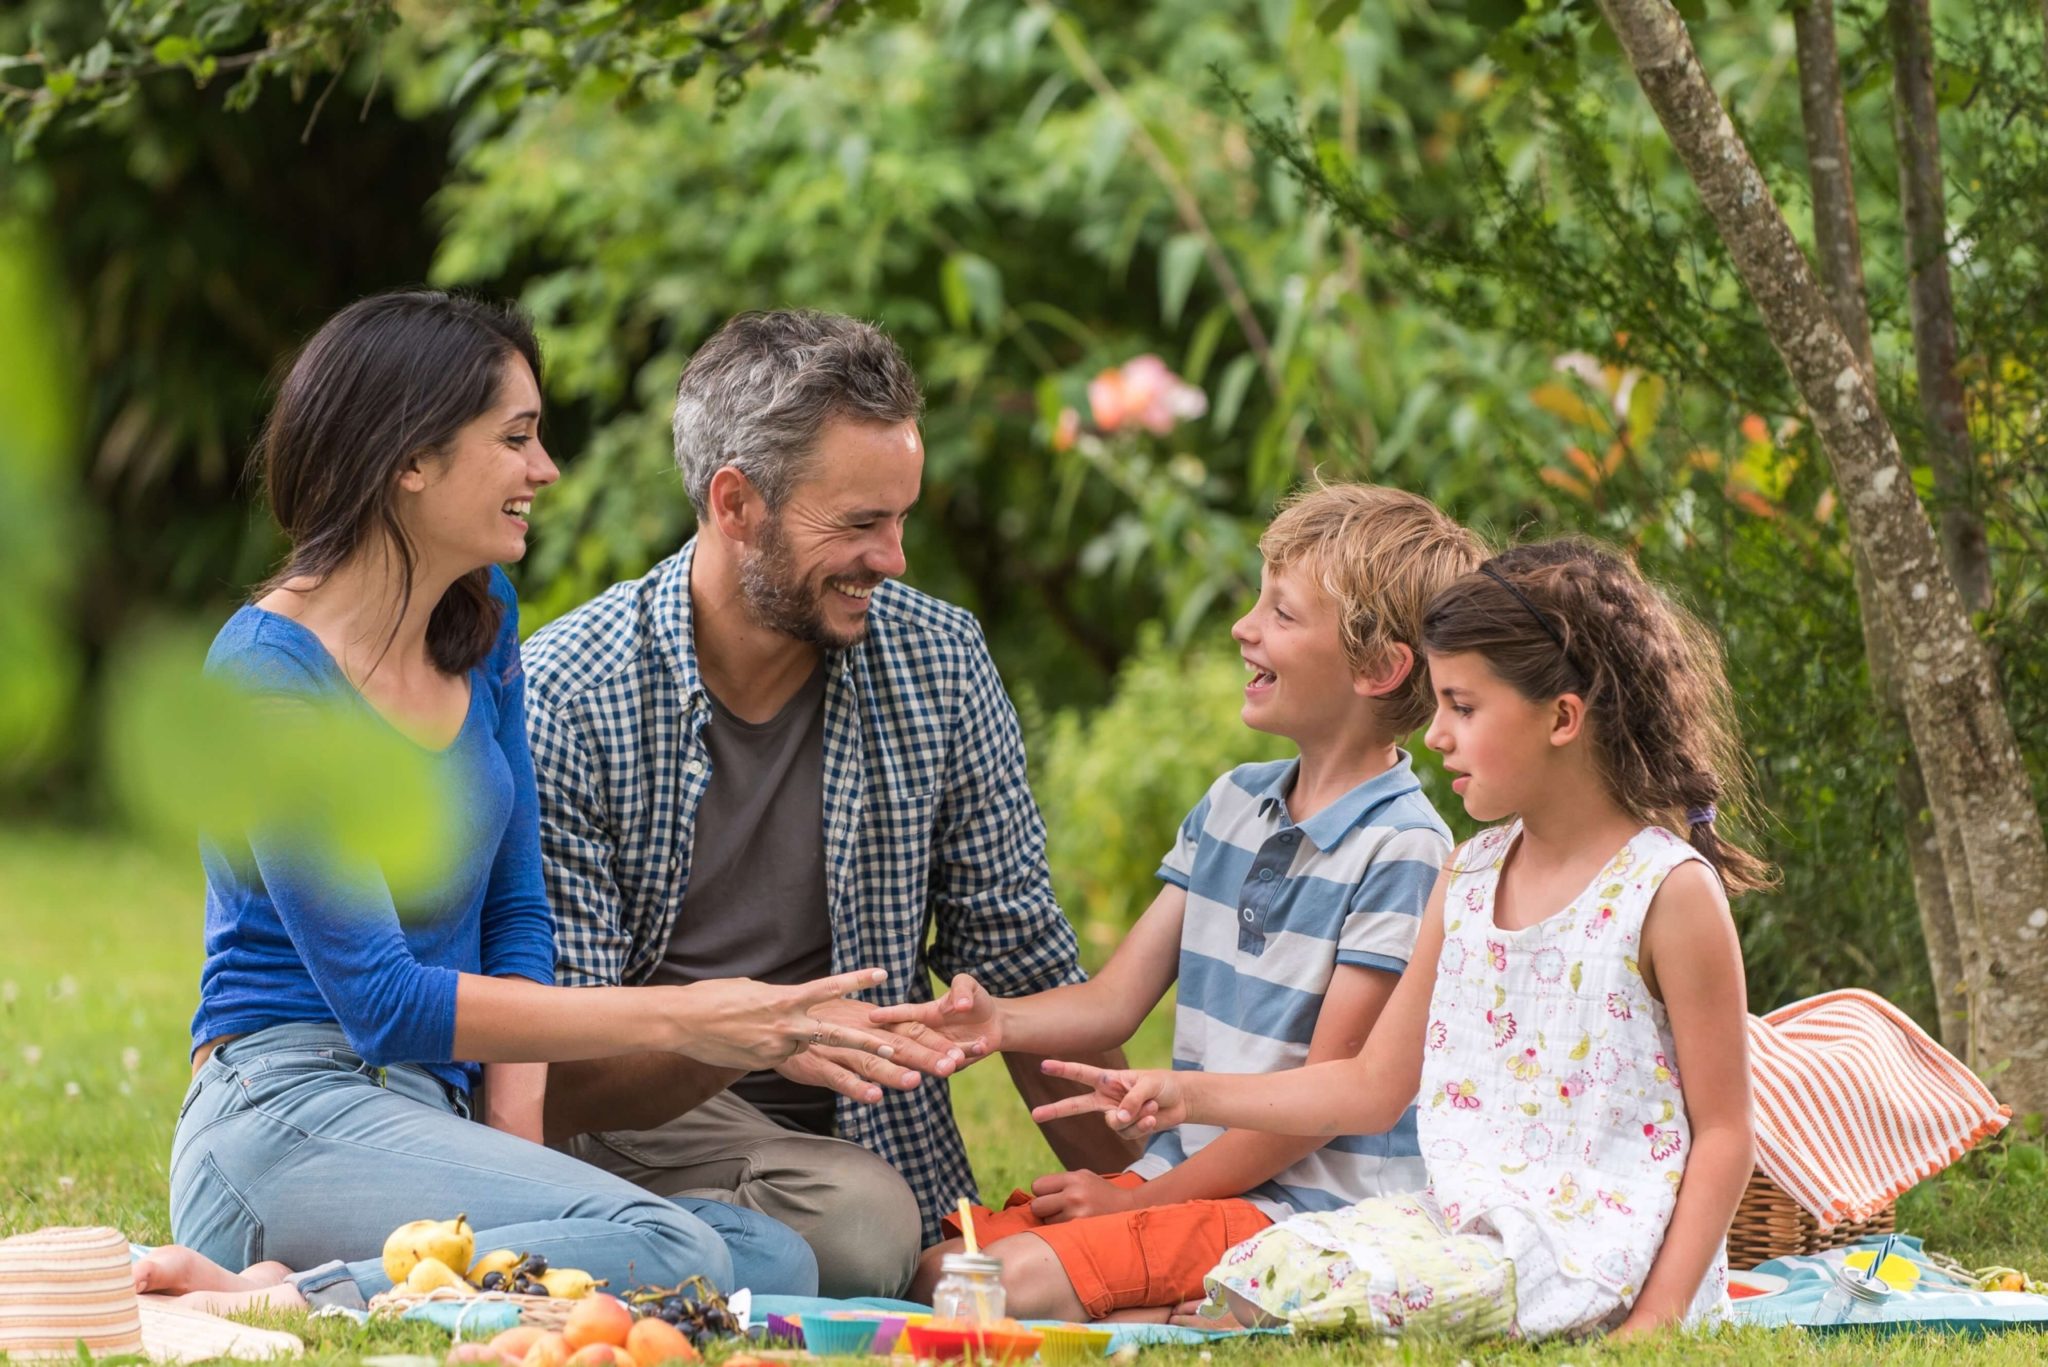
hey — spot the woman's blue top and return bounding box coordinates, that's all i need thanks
[189,569,556,1092]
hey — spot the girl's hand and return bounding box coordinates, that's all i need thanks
[867,972,1003,1059]
[1028,1059,1184,1137]
[673,969,894,1070]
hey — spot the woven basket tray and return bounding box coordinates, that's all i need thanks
[367,1287,579,1331]
[1727,1169,1896,1270]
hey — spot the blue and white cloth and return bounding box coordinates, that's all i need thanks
[521,540,1086,1245]
[1734,1236,2048,1333]
[1126,754,1449,1217]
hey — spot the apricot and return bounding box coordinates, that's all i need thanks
[524,1331,573,1367]
[445,1344,509,1366]
[491,1327,546,1360]
[625,1317,699,1367]
[564,1294,635,1351]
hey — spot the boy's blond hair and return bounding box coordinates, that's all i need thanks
[1258,482,1485,735]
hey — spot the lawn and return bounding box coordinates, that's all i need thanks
[4,825,2047,1365]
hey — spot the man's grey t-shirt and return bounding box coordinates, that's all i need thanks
[651,661,836,1135]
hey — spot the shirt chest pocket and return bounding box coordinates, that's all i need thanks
[849,786,940,934]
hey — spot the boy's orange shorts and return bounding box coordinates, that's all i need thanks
[940,1173,1272,1318]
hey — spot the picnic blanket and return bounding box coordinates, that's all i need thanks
[1748,989,2008,1226]
[1732,1235,2048,1333]
[749,1296,1272,1349]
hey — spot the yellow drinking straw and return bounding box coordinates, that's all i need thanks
[955,1198,991,1330]
[957,1197,980,1254]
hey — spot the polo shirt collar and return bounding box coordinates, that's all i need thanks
[1256,749,1424,852]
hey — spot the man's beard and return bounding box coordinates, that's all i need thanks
[738,514,872,651]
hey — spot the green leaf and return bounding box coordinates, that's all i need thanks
[1159,233,1205,330]
[1211,354,1258,435]
[940,252,1004,334]
[152,36,200,68]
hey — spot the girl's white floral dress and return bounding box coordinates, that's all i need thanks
[1206,822,1731,1340]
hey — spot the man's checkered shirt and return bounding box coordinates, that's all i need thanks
[520,540,1086,1244]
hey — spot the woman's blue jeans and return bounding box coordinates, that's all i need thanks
[169,1022,817,1302]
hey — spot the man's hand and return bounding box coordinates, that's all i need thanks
[1026,1170,1145,1224]
[774,997,969,1102]
[867,973,1004,1060]
[775,1045,920,1104]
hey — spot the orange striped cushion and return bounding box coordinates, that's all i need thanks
[1747,988,2009,1226]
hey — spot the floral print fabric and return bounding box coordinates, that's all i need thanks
[1205,1192,1516,1340]
[1208,822,1730,1340]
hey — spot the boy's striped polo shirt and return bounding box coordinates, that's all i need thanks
[1127,751,1449,1217]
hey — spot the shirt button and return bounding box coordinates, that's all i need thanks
[685,759,706,776]
[1280,832,1297,844]
[1259,868,1276,882]
[1242,908,1255,923]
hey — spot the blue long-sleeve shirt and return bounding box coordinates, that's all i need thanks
[190,570,556,1092]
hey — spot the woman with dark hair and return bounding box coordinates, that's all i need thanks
[133,290,918,1313]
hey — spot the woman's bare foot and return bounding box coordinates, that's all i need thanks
[169,1283,311,1316]
[134,1246,292,1296]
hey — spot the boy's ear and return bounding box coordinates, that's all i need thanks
[1548,692,1588,747]
[1354,642,1416,700]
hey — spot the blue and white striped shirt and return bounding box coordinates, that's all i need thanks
[1127,753,1446,1217]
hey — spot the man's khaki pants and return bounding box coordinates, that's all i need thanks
[564,1091,923,1299]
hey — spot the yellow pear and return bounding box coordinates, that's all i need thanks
[404,1256,472,1295]
[468,1248,522,1282]
[537,1268,605,1300]
[382,1214,476,1284]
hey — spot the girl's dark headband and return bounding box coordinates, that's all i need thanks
[1479,564,1566,649]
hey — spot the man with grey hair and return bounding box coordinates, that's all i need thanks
[520,311,1131,1297]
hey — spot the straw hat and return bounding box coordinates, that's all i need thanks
[0,1226,302,1360]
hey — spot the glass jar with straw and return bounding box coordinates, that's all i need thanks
[933,1199,1008,1325]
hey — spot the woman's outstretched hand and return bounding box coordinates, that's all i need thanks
[1028,1059,1185,1138]
[675,968,896,1070]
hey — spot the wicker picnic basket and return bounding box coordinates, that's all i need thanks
[367,1287,579,1331]
[1726,1169,1896,1270]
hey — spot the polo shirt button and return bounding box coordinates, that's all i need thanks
[1259,868,1276,882]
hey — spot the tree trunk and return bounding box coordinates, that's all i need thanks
[1596,0,2048,1107]
[1793,0,1969,1051]
[1889,0,1993,614]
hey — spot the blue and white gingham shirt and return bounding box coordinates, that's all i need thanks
[520,540,1085,1243]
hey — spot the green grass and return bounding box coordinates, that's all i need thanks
[5,826,2048,1364]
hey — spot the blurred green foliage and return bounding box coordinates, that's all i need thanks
[5,0,2045,1037]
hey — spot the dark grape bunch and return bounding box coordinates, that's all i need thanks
[623,1275,741,1346]
[478,1253,551,1296]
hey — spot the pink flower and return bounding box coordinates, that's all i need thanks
[1051,407,1080,452]
[1427,1019,1448,1051]
[1487,1008,1518,1047]
[1508,1047,1542,1081]
[1600,1189,1634,1213]
[1557,1071,1589,1102]
[1644,1123,1683,1161]
[1585,905,1616,937]
[1605,991,1634,1020]
[1486,940,1507,971]
[1443,1079,1481,1110]
[1403,1286,1435,1312]
[1087,354,1207,435]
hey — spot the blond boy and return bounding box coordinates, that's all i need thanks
[875,484,1484,1321]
